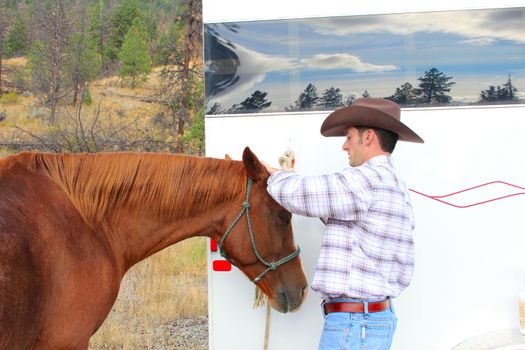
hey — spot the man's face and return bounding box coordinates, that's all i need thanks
[342,127,367,167]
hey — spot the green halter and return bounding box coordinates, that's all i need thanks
[218,178,301,283]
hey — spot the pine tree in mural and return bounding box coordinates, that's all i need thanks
[387,82,418,105]
[319,87,344,108]
[416,68,455,104]
[291,83,319,110]
[229,90,272,113]
[479,74,519,103]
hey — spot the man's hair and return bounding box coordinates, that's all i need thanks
[357,126,399,153]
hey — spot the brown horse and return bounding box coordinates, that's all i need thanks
[0,147,307,350]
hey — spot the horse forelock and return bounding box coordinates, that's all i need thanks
[26,152,247,224]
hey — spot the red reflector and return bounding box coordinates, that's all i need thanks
[210,239,218,252]
[213,260,232,272]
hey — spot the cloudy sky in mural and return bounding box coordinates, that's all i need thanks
[204,7,525,112]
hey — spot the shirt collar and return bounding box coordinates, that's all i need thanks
[363,154,393,167]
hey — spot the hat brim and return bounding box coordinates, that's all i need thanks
[320,106,424,143]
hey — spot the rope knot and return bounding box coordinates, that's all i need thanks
[242,201,250,209]
[269,263,277,270]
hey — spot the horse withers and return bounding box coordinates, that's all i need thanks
[0,147,307,350]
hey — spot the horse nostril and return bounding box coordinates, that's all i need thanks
[301,285,308,299]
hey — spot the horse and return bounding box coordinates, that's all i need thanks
[0,147,307,350]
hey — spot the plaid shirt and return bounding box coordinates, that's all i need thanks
[267,155,415,300]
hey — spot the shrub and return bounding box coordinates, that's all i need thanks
[0,92,20,105]
[82,89,93,105]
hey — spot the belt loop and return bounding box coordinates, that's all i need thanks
[321,300,327,317]
[363,300,369,315]
[388,297,394,312]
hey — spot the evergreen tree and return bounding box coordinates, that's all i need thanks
[502,74,518,101]
[345,95,356,106]
[87,0,113,72]
[293,83,319,110]
[228,90,271,113]
[206,102,224,115]
[137,3,160,62]
[5,12,28,57]
[107,0,141,62]
[0,0,6,95]
[387,82,417,105]
[67,1,98,103]
[479,85,498,102]
[319,87,343,108]
[415,67,455,104]
[479,75,519,103]
[118,19,151,89]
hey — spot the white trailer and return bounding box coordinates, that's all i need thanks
[204,1,525,349]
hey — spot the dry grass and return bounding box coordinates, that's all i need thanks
[0,58,163,144]
[89,237,208,350]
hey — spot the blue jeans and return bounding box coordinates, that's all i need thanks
[318,299,397,350]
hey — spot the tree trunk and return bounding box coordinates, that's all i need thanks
[0,3,5,96]
[174,0,200,154]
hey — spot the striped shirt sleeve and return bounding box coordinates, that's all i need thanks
[266,169,373,220]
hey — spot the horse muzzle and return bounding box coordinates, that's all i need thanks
[270,283,308,313]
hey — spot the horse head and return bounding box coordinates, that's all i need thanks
[218,147,307,313]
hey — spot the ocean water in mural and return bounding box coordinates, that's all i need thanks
[204,7,525,114]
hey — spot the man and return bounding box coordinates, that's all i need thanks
[264,97,423,350]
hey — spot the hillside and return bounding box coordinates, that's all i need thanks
[0,57,200,155]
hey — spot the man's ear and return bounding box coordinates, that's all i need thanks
[242,147,268,182]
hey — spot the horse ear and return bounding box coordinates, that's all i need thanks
[225,154,232,160]
[242,147,268,182]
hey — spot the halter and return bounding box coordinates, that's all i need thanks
[218,178,301,283]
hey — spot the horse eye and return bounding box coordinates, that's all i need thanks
[278,211,292,224]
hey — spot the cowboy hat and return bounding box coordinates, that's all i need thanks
[320,97,424,143]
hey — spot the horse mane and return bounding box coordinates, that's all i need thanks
[22,152,247,224]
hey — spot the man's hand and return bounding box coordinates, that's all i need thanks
[261,161,280,175]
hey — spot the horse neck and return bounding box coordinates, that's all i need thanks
[33,152,247,269]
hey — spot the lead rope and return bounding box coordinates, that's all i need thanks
[254,147,296,350]
[264,301,271,350]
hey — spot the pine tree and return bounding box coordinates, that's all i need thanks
[345,95,356,106]
[229,90,272,113]
[293,83,319,110]
[118,19,151,89]
[5,12,28,58]
[479,86,498,102]
[387,82,417,105]
[87,0,113,72]
[206,102,224,115]
[68,1,98,103]
[415,67,455,104]
[0,0,6,95]
[479,75,519,103]
[107,0,141,62]
[502,74,518,101]
[319,87,343,108]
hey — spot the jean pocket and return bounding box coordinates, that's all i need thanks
[360,314,397,350]
[319,313,352,350]
[323,312,351,331]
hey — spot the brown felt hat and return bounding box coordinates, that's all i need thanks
[320,97,424,143]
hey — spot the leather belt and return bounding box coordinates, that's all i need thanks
[324,299,390,314]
